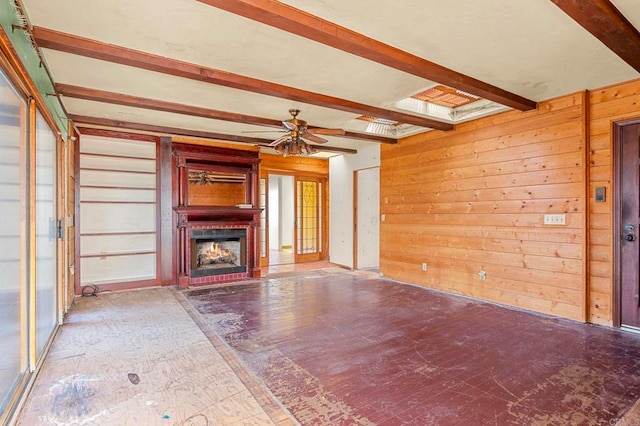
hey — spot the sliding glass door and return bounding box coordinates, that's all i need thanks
[0,69,60,421]
[35,110,58,358]
[0,68,27,417]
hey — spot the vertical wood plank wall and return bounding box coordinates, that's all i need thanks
[589,79,640,325]
[381,93,587,321]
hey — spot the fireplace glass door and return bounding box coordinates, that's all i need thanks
[190,228,247,277]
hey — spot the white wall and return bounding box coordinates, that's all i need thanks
[268,177,280,250]
[329,144,380,268]
[279,176,294,249]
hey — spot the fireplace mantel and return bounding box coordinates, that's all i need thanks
[174,206,262,224]
[172,144,261,288]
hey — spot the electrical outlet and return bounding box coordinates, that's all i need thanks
[544,214,566,225]
[422,262,428,271]
[479,270,487,280]
[381,214,386,222]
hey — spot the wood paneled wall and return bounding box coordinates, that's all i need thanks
[260,153,329,176]
[188,182,246,206]
[588,79,640,325]
[381,93,587,321]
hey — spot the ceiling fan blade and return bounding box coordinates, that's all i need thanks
[241,130,286,133]
[269,134,290,147]
[282,121,298,131]
[301,133,328,144]
[307,128,345,136]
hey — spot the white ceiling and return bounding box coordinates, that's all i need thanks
[17,0,640,157]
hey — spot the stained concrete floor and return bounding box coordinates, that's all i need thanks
[15,267,640,425]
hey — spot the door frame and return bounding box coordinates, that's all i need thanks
[259,169,329,266]
[612,117,640,328]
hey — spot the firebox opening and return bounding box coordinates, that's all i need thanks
[190,228,247,278]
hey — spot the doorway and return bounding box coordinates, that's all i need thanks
[614,119,640,329]
[268,175,295,265]
[259,172,328,268]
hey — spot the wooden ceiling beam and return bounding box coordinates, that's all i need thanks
[58,83,283,127]
[197,0,537,111]
[551,0,640,72]
[67,114,358,154]
[56,84,397,144]
[33,27,451,131]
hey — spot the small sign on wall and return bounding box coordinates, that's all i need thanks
[595,186,606,203]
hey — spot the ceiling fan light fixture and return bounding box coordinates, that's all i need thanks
[268,110,330,156]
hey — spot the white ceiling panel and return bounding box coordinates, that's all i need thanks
[14,0,640,155]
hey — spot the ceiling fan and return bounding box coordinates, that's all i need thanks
[267,109,345,156]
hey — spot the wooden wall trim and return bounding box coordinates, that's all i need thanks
[582,90,590,323]
[612,121,622,327]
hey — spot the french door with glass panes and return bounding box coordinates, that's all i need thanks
[294,177,326,263]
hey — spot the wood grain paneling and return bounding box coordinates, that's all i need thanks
[188,182,246,206]
[259,153,328,176]
[588,79,640,325]
[381,94,586,321]
[380,79,640,325]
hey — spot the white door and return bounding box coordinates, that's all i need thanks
[355,167,380,269]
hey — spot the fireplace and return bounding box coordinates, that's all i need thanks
[190,228,247,277]
[173,143,262,288]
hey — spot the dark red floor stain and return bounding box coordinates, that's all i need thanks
[185,272,640,425]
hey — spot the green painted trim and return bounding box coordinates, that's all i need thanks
[0,0,68,138]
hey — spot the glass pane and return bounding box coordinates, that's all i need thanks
[259,178,267,258]
[35,110,57,358]
[296,180,318,254]
[0,69,26,414]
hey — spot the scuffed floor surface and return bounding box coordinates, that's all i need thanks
[16,288,292,425]
[185,270,640,425]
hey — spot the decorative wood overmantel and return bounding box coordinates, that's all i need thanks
[172,143,262,288]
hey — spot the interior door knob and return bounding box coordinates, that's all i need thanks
[625,234,636,241]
